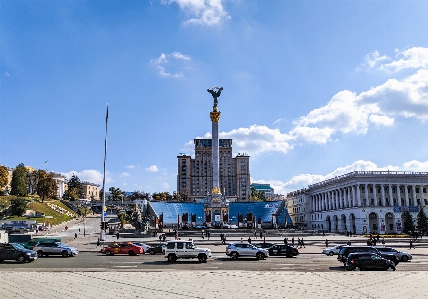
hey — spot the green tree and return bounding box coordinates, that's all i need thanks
[10,163,27,196]
[416,206,428,235]
[402,211,415,234]
[109,187,126,201]
[63,174,83,200]
[10,197,28,216]
[0,165,9,194]
[127,191,150,201]
[35,170,58,202]
[117,211,130,228]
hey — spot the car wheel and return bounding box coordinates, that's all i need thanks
[401,255,408,262]
[37,250,44,258]
[128,251,135,256]
[105,250,112,256]
[198,254,207,263]
[256,252,264,260]
[167,254,177,262]
[149,251,156,255]
[231,252,239,260]
[16,255,26,263]
[61,250,69,257]
[386,265,396,271]
[328,252,334,256]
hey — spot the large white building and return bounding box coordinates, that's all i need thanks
[287,171,428,234]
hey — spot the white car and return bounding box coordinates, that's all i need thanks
[375,246,413,262]
[322,245,343,256]
[164,240,211,263]
[226,242,269,260]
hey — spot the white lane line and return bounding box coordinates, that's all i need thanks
[112,266,138,268]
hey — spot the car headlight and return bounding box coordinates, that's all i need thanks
[26,252,32,255]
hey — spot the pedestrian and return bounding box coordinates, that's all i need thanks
[254,231,257,238]
[381,237,385,245]
[79,228,81,234]
[284,237,288,245]
[74,233,77,239]
[202,232,205,239]
[301,238,305,248]
[163,234,166,242]
[207,231,211,240]
[96,238,101,247]
[220,233,224,241]
[322,230,325,237]
[222,234,226,244]
[260,231,262,239]
[325,239,329,248]
[116,232,120,240]
[347,240,351,246]
[297,238,301,248]
[410,239,415,249]
[36,229,38,234]
[291,237,294,247]
[240,237,244,242]
[248,237,252,244]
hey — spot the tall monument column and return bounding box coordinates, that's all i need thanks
[207,86,223,196]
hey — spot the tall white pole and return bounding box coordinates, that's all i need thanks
[100,104,108,241]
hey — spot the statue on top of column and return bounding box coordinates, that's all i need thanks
[207,86,223,111]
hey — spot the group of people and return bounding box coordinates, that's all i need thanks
[283,236,305,248]
[220,233,227,244]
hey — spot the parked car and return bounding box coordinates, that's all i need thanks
[254,243,275,249]
[132,242,150,252]
[226,242,269,260]
[322,245,343,256]
[375,246,412,262]
[101,242,144,256]
[22,238,61,250]
[0,243,38,263]
[337,246,400,266]
[164,240,211,263]
[345,253,396,271]
[268,244,299,257]
[33,242,78,257]
[146,244,164,255]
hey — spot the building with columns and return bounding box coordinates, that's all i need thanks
[287,171,428,234]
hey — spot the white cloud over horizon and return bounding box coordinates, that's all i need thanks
[252,159,428,195]
[150,51,191,78]
[61,170,112,185]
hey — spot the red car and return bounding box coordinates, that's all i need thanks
[101,242,144,256]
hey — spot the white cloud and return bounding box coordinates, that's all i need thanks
[150,52,191,78]
[119,172,130,177]
[273,119,281,124]
[125,165,135,169]
[145,165,159,172]
[255,160,428,195]
[162,0,229,26]
[4,72,11,77]
[163,182,170,189]
[379,47,428,72]
[62,169,112,185]
[358,50,389,70]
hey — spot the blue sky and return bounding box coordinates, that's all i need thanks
[1,0,428,195]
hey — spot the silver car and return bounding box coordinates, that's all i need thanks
[226,242,269,260]
[33,242,79,258]
[322,245,343,256]
[375,246,412,262]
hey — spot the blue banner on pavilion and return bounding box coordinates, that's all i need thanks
[393,206,419,213]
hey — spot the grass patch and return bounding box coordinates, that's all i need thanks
[5,199,77,226]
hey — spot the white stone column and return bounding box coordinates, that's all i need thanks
[373,184,378,206]
[396,184,402,206]
[420,184,425,205]
[347,186,352,207]
[412,185,417,206]
[352,185,356,207]
[322,193,326,211]
[389,184,394,206]
[356,184,361,207]
[404,185,409,206]
[364,184,369,206]
[380,184,386,206]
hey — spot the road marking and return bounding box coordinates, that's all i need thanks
[112,266,138,268]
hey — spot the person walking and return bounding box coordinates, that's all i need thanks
[254,231,257,238]
[74,233,77,239]
[291,237,294,247]
[410,239,415,249]
[325,239,329,248]
[297,238,301,248]
[301,238,305,248]
[207,231,211,240]
[96,238,101,247]
[259,231,262,239]
[248,237,252,244]
[284,237,288,245]
[116,232,120,240]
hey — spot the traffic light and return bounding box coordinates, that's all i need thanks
[100,222,107,230]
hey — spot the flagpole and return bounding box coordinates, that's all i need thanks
[101,104,108,241]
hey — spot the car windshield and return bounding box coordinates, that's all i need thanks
[11,243,25,250]
[56,243,68,247]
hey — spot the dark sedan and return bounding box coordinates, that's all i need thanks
[345,253,395,271]
[146,244,164,255]
[268,244,299,257]
[254,243,275,249]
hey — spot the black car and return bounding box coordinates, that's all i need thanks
[146,244,164,255]
[338,246,400,266]
[268,244,299,257]
[0,243,38,263]
[345,253,395,271]
[254,243,275,249]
